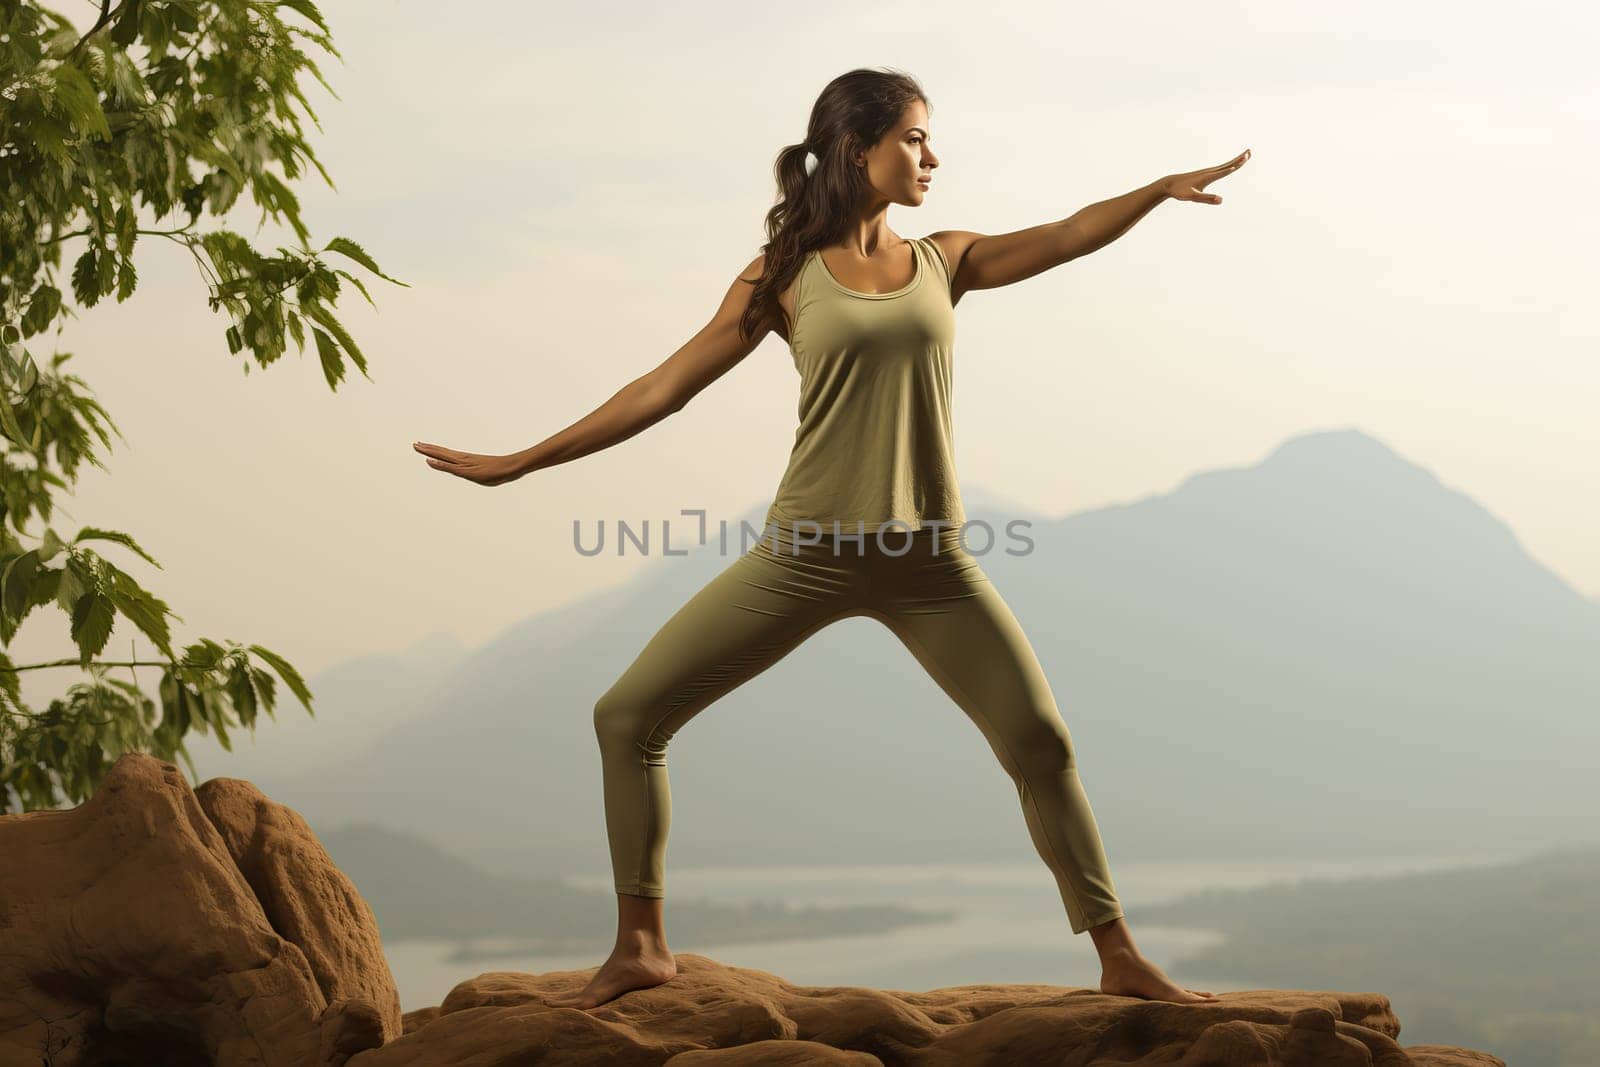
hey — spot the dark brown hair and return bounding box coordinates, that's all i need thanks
[737,67,929,345]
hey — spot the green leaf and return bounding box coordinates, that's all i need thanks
[106,49,147,107]
[70,591,116,663]
[99,558,175,658]
[54,556,90,614]
[0,395,27,450]
[311,326,344,389]
[38,528,65,563]
[304,303,367,378]
[278,0,331,33]
[247,643,313,714]
[0,650,21,704]
[333,270,373,307]
[168,5,199,33]
[72,249,102,308]
[110,0,143,46]
[115,256,138,302]
[1,549,41,628]
[323,237,406,286]
[51,64,111,141]
[253,171,309,243]
[187,638,228,672]
[173,681,192,733]
[71,527,162,568]
[16,350,39,395]
[113,203,135,248]
[96,249,118,294]
[247,666,277,717]
[227,666,258,729]
[22,286,62,339]
[28,568,62,614]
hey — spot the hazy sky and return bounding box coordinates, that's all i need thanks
[14,0,1596,706]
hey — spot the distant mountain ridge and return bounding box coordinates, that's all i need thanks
[206,427,1600,884]
[1144,841,1600,1066]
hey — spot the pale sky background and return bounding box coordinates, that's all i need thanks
[13,0,1597,704]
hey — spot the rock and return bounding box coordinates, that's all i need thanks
[194,774,402,1040]
[668,1044,881,1066]
[344,956,1503,1066]
[0,751,397,1066]
[0,751,1506,1066]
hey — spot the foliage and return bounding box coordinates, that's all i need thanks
[0,0,404,811]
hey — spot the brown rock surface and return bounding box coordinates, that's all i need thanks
[0,751,1506,1066]
[348,957,1505,1066]
[193,774,403,1040]
[0,751,395,1066]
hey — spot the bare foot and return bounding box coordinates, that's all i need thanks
[546,941,678,1010]
[1099,947,1217,1003]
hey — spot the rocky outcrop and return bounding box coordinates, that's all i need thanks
[361,963,1503,1067]
[193,774,402,1041]
[0,752,398,1066]
[0,752,1506,1066]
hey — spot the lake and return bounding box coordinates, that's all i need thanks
[382,851,1519,1012]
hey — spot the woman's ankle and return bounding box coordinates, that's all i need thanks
[1088,918,1140,960]
[613,927,670,954]
[613,888,668,951]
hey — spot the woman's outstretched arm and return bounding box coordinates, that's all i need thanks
[929,148,1250,301]
[414,254,772,486]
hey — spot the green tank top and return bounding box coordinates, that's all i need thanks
[765,234,966,536]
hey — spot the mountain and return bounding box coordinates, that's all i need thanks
[1142,842,1600,1067]
[213,427,1600,884]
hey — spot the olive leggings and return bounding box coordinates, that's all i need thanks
[591,524,1125,935]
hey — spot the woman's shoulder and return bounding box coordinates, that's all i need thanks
[737,251,767,284]
[921,231,983,299]
[921,230,983,267]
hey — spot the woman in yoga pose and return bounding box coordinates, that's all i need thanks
[414,67,1249,1011]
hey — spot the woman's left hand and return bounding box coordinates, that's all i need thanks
[1161,149,1251,205]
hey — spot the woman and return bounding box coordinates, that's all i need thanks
[414,67,1249,1011]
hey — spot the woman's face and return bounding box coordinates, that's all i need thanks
[858,98,939,207]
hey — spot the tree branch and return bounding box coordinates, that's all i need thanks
[43,223,198,246]
[1,656,176,672]
[65,0,116,59]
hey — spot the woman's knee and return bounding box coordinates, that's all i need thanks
[593,688,650,751]
[1006,717,1077,778]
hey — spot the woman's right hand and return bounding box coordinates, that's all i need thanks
[412,441,523,487]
